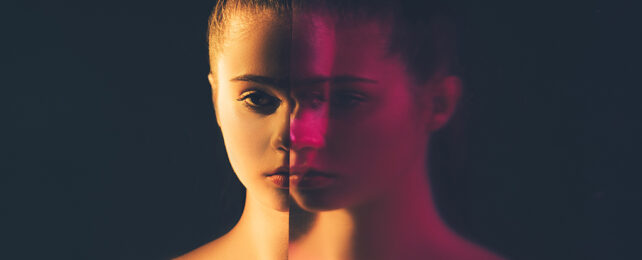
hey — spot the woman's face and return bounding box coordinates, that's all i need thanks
[211,10,455,213]
[211,12,291,212]
[288,12,440,211]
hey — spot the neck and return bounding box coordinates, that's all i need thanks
[233,191,289,260]
[291,155,462,260]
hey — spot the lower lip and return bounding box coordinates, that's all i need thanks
[291,174,336,190]
[266,174,289,189]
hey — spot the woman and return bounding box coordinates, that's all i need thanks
[287,1,505,259]
[181,0,503,259]
[177,1,292,259]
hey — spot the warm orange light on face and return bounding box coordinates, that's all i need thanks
[211,12,291,212]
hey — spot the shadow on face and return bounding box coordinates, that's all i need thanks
[211,10,292,212]
[288,11,438,211]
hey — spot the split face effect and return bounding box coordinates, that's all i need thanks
[211,10,448,212]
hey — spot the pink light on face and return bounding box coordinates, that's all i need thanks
[286,7,502,260]
[290,11,336,78]
[289,11,335,193]
[287,10,432,212]
[289,99,327,162]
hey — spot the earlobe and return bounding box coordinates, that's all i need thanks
[427,75,462,131]
[208,73,222,128]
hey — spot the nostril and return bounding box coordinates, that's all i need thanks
[290,134,325,150]
[282,135,291,149]
[277,145,289,152]
[274,134,290,152]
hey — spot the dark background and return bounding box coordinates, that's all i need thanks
[4,0,640,259]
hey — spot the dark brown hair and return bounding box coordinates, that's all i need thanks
[207,0,457,84]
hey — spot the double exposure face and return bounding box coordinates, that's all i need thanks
[288,12,438,211]
[211,9,456,213]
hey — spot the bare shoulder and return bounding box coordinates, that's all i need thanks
[422,229,506,260]
[173,233,241,260]
[173,240,222,260]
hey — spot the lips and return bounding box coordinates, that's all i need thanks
[265,166,337,190]
[265,166,290,189]
[290,169,337,189]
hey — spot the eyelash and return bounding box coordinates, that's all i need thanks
[237,90,282,114]
[332,91,367,109]
[237,89,365,115]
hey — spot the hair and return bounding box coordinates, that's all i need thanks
[207,0,291,81]
[208,0,467,239]
[207,0,458,85]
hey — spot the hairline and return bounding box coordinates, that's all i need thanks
[207,1,454,86]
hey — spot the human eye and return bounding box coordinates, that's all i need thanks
[237,89,282,114]
[331,90,367,109]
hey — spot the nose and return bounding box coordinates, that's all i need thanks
[271,103,291,153]
[290,104,328,152]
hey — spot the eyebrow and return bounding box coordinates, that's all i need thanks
[230,74,288,89]
[294,75,379,85]
[232,74,379,88]
[332,75,378,84]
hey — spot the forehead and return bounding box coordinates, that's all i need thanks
[215,9,407,87]
[291,11,403,84]
[217,11,291,79]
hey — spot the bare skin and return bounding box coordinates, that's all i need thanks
[289,150,501,260]
[178,192,288,260]
[180,7,503,260]
[177,11,290,260]
[287,12,504,260]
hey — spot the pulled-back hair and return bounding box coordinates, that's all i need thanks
[208,0,457,84]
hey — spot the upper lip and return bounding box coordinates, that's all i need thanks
[289,166,308,177]
[265,166,289,176]
[290,166,336,178]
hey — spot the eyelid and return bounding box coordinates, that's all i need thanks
[335,90,367,100]
[237,87,284,100]
[236,90,256,101]
[331,90,369,109]
[237,89,282,114]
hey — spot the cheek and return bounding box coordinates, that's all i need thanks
[362,113,419,168]
[330,89,423,184]
[216,96,273,182]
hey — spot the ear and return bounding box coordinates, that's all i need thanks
[426,75,462,132]
[208,73,222,128]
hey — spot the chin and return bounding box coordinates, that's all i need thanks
[247,184,290,212]
[290,189,351,212]
[266,189,291,212]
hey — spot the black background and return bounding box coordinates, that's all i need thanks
[4,0,640,259]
